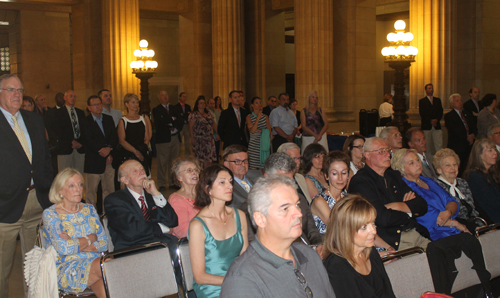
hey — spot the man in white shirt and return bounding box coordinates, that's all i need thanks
[269,93,298,152]
[406,127,436,179]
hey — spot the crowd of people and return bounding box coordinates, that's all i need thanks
[1,72,499,298]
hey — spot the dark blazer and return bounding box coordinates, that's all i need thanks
[104,188,179,251]
[171,102,191,125]
[324,249,396,298]
[463,99,483,132]
[348,166,429,250]
[218,104,249,149]
[51,105,86,154]
[262,105,273,116]
[0,110,53,223]
[229,170,262,209]
[152,104,183,144]
[81,114,118,174]
[419,96,443,130]
[444,109,475,168]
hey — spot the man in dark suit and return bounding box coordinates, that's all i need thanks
[34,94,49,115]
[81,95,118,213]
[171,92,191,155]
[218,90,249,149]
[419,83,443,155]
[445,93,476,175]
[262,95,277,116]
[105,159,178,252]
[51,90,86,173]
[0,74,53,297]
[463,86,482,130]
[152,90,183,191]
[44,92,66,176]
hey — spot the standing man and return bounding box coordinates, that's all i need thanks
[419,83,443,155]
[221,176,335,297]
[52,90,86,173]
[406,128,436,179]
[444,93,475,175]
[263,95,277,116]
[81,95,118,212]
[44,92,66,176]
[218,90,249,149]
[463,86,482,130]
[152,90,182,191]
[270,93,298,152]
[34,94,49,115]
[99,89,122,127]
[172,92,191,155]
[0,74,53,297]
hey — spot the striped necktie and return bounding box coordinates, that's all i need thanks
[12,115,32,163]
[138,196,151,221]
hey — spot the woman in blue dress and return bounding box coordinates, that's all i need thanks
[188,164,248,298]
[42,168,108,297]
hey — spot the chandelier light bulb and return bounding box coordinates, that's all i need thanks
[394,20,406,31]
[134,50,141,57]
[396,46,406,56]
[139,39,148,48]
[130,61,138,69]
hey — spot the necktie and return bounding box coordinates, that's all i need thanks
[12,115,32,163]
[71,108,80,139]
[138,196,151,221]
[240,180,251,193]
[460,111,469,134]
[236,109,241,127]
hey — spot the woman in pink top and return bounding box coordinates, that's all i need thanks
[168,156,201,238]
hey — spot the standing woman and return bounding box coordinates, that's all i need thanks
[188,164,248,298]
[343,134,366,176]
[116,93,152,176]
[246,96,272,169]
[189,95,218,168]
[301,90,329,152]
[477,94,499,139]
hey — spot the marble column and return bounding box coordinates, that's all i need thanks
[212,0,245,107]
[102,0,140,113]
[294,0,336,121]
[409,0,456,112]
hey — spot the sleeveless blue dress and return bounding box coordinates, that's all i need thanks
[189,207,243,298]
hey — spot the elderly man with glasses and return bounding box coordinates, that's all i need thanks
[348,137,430,251]
[221,176,335,298]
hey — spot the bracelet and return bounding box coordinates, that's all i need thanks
[84,235,91,247]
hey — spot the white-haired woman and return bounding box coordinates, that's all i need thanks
[300,91,329,153]
[42,168,107,297]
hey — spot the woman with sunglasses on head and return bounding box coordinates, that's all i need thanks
[168,156,202,239]
[343,134,366,177]
[323,195,396,298]
[303,143,329,201]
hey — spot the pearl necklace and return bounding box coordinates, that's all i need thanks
[59,203,80,214]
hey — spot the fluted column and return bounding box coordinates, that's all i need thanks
[212,0,245,107]
[294,0,335,121]
[409,0,456,112]
[102,0,140,113]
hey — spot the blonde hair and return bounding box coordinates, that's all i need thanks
[433,148,460,172]
[322,194,377,265]
[48,168,84,204]
[391,148,419,175]
[123,93,139,112]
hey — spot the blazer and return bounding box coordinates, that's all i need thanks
[171,102,191,126]
[81,114,118,174]
[477,108,500,139]
[348,166,429,250]
[262,105,273,116]
[444,109,474,160]
[295,173,311,204]
[104,188,179,251]
[218,104,249,149]
[463,99,483,115]
[419,96,443,130]
[229,170,262,209]
[419,153,435,179]
[51,106,86,155]
[152,104,183,144]
[0,110,53,223]
[324,249,396,298]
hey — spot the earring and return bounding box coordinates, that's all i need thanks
[59,194,63,198]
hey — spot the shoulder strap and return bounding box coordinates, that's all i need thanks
[233,207,241,231]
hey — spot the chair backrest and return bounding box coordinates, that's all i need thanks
[385,252,434,298]
[450,252,482,293]
[101,243,178,298]
[177,237,194,297]
[100,214,114,252]
[36,223,47,249]
[478,229,500,279]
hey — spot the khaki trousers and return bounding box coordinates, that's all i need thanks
[180,125,191,155]
[0,189,43,297]
[57,149,85,174]
[156,137,180,188]
[398,228,431,251]
[85,164,115,213]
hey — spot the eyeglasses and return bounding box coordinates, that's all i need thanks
[181,168,200,174]
[294,269,313,298]
[366,148,392,155]
[226,159,249,165]
[1,88,24,94]
[493,132,500,136]
[352,145,363,149]
[89,103,102,107]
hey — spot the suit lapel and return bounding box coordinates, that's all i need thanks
[0,110,32,163]
[124,188,146,219]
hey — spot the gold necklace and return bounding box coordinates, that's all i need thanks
[59,203,80,214]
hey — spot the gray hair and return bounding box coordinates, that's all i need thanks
[277,142,300,154]
[263,153,297,176]
[363,137,384,155]
[487,123,500,137]
[248,175,297,227]
[448,93,461,105]
[0,74,22,89]
[379,126,398,140]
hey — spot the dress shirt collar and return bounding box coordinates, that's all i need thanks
[277,105,289,112]
[127,187,146,207]
[454,109,463,116]
[0,106,20,120]
[65,105,75,113]
[496,145,500,152]
[252,236,308,269]
[427,95,433,102]
[91,113,103,122]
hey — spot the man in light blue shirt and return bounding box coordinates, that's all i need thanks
[98,89,122,127]
[269,93,298,152]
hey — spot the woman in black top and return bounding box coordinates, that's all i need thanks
[323,195,396,298]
